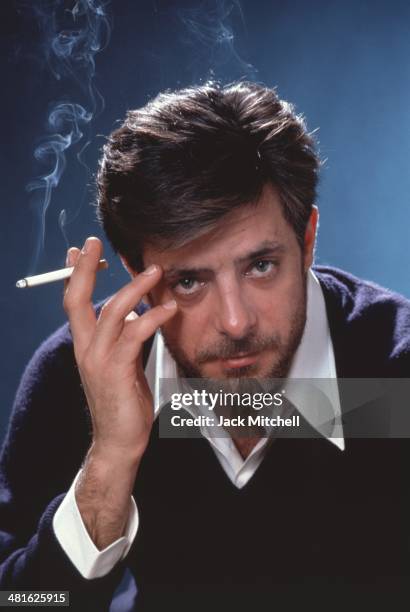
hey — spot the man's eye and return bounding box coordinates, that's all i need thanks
[248,260,276,277]
[173,278,203,295]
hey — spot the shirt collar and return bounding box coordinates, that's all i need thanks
[145,268,344,451]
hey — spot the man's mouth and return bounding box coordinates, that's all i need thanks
[219,352,260,369]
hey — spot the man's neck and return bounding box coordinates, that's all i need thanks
[231,435,263,460]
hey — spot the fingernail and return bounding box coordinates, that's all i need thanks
[142,264,158,276]
[65,250,72,267]
[163,299,177,310]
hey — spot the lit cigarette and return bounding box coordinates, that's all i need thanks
[16,259,108,288]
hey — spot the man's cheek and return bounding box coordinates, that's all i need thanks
[169,310,201,343]
[147,277,176,305]
[162,318,194,358]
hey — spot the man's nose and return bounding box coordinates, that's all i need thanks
[215,283,257,339]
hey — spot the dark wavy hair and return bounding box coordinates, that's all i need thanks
[97,80,320,271]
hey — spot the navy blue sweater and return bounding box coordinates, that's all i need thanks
[1,266,410,611]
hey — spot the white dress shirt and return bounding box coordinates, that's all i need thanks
[53,268,344,579]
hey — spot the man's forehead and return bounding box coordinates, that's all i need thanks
[143,184,293,269]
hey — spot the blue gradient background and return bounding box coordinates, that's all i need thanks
[1,0,410,441]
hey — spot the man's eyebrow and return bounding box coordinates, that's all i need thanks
[162,266,210,281]
[236,240,286,264]
[162,240,286,280]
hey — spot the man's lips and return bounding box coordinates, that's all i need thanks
[219,352,260,368]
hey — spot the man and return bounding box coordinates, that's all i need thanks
[1,81,410,611]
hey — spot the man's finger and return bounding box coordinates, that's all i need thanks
[92,265,164,357]
[63,237,102,357]
[115,300,178,362]
[63,247,81,293]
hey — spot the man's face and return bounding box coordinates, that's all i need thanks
[143,183,317,383]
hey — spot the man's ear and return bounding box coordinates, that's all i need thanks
[120,256,153,307]
[303,205,319,271]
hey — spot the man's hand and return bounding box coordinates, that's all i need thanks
[63,236,177,550]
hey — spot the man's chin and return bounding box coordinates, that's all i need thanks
[175,353,293,407]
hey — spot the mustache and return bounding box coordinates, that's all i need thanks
[196,333,281,364]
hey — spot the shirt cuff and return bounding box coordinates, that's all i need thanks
[52,469,138,579]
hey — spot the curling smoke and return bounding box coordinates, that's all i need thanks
[177,0,257,81]
[25,0,110,270]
